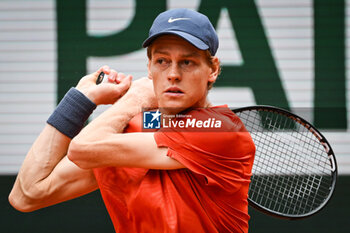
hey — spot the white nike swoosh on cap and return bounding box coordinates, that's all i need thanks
[168,17,191,23]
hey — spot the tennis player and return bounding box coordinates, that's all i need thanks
[9,9,255,233]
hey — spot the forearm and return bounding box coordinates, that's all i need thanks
[68,79,157,169]
[76,76,155,139]
[10,88,96,207]
[80,95,143,136]
[9,67,133,211]
[68,96,184,170]
[22,125,70,178]
[17,88,96,182]
[9,125,71,207]
[68,95,145,168]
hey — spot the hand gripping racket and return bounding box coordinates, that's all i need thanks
[232,106,337,219]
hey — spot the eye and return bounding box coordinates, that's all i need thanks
[183,60,191,65]
[156,58,164,64]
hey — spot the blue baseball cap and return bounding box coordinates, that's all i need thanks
[142,8,219,56]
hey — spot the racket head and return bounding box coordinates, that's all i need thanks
[232,105,337,219]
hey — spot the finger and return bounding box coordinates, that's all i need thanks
[116,72,126,84]
[108,69,118,83]
[107,75,132,102]
[100,65,110,75]
[121,75,132,85]
[117,75,133,92]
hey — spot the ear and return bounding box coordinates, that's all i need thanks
[147,60,153,80]
[208,56,220,83]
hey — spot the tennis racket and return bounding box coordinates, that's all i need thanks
[232,106,337,219]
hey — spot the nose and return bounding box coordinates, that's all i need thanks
[167,63,181,82]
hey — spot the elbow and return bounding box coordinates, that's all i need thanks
[66,138,79,164]
[8,193,31,213]
[8,188,40,213]
[67,138,93,169]
[8,175,52,212]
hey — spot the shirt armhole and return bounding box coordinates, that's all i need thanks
[154,132,215,186]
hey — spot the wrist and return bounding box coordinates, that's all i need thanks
[76,88,98,105]
[110,96,143,119]
[122,91,157,110]
[47,88,97,138]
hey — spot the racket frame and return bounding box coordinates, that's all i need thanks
[232,105,337,219]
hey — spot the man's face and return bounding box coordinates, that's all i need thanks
[148,35,218,114]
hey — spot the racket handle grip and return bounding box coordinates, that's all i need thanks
[96,72,105,84]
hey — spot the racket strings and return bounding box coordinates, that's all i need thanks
[236,109,334,216]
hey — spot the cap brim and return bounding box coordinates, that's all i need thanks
[142,30,209,51]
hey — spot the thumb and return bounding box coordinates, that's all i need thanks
[110,75,132,97]
[118,75,133,91]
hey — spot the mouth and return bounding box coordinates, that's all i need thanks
[164,87,184,95]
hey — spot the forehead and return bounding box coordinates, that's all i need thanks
[150,35,205,57]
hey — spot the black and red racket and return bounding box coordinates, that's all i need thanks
[232,106,337,219]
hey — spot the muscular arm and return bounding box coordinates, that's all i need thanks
[68,78,185,170]
[9,66,130,212]
[9,126,98,212]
